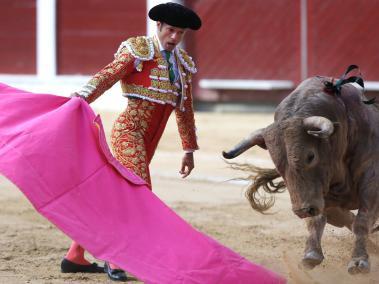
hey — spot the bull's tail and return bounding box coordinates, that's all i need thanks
[228,162,286,213]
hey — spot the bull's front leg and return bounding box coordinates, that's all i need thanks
[302,214,326,269]
[348,169,379,275]
[348,210,370,274]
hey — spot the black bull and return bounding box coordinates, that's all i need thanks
[223,76,379,274]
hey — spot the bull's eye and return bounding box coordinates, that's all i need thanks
[306,152,315,164]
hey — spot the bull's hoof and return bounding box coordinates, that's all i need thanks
[301,251,324,270]
[347,258,370,274]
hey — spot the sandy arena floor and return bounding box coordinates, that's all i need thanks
[1,110,379,284]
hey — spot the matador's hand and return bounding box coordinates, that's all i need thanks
[180,152,194,178]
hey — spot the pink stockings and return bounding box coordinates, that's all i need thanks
[65,241,121,269]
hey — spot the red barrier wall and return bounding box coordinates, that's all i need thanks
[57,0,146,75]
[307,0,379,80]
[0,0,36,74]
[186,0,301,82]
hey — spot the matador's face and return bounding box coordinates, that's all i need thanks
[157,22,186,52]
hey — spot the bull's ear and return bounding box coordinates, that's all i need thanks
[222,128,266,159]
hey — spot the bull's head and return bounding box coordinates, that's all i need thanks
[223,116,338,219]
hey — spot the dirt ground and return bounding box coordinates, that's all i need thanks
[1,110,379,284]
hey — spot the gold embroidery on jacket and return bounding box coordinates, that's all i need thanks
[111,99,156,184]
[151,68,169,77]
[175,82,199,150]
[156,58,167,66]
[78,50,134,102]
[121,84,178,105]
[136,61,143,72]
[177,48,197,74]
[126,36,153,59]
[151,80,173,91]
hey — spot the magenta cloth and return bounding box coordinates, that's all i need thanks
[0,83,285,284]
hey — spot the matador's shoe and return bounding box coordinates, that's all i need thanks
[61,258,104,273]
[104,262,128,282]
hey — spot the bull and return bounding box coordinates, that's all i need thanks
[223,68,379,274]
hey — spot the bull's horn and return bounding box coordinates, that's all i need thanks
[303,116,334,138]
[222,128,266,159]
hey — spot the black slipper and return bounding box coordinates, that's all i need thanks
[61,258,104,273]
[104,262,128,282]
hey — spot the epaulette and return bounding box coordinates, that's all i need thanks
[176,48,197,74]
[114,36,155,61]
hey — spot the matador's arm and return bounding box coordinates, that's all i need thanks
[175,79,199,152]
[76,48,135,104]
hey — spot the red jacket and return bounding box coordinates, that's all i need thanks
[78,36,198,151]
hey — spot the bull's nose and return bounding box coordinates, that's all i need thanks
[294,207,320,218]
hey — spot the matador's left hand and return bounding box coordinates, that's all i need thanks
[180,152,194,178]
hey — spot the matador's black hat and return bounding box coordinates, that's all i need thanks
[148,2,202,30]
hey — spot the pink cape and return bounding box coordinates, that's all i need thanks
[0,83,285,283]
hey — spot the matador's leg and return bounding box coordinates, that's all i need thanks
[111,100,153,186]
